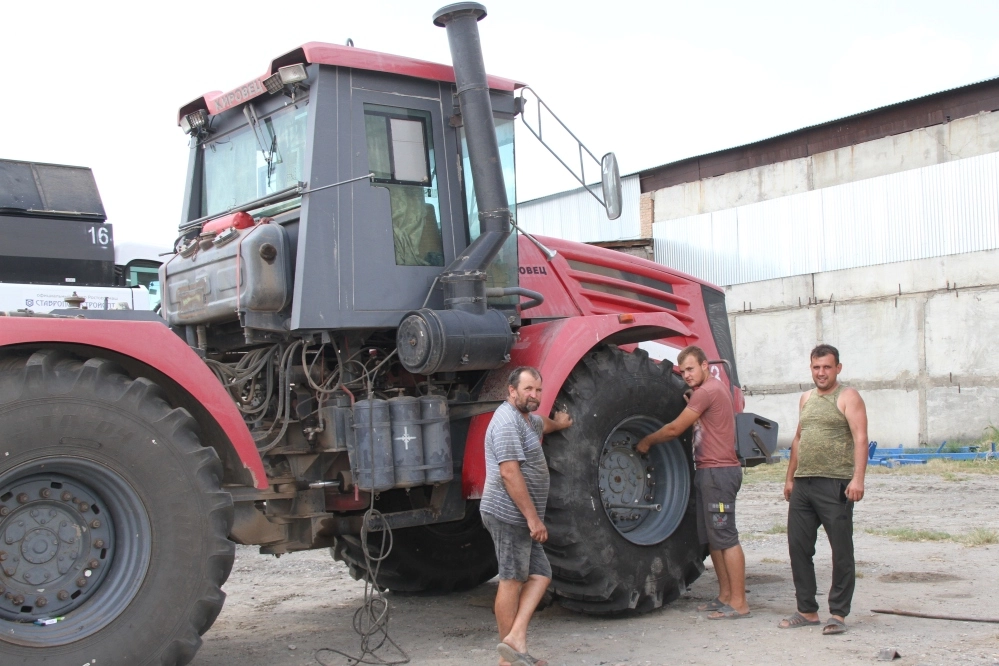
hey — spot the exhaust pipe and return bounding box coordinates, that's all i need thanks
[396,3,517,376]
[432,2,511,279]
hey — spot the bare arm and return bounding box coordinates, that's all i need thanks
[542,410,573,435]
[635,407,701,454]
[839,388,869,502]
[784,391,808,501]
[498,460,547,542]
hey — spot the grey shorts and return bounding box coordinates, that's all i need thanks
[694,466,743,551]
[481,511,552,582]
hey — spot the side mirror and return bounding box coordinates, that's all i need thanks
[601,152,622,220]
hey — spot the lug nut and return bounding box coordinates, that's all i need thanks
[35,596,47,608]
[39,488,51,499]
[16,493,28,504]
[78,503,90,513]
[57,590,69,601]
[0,506,8,516]
[76,577,87,588]
[94,539,105,549]
[12,594,24,606]
[61,492,72,502]
[89,559,100,569]
[90,520,101,529]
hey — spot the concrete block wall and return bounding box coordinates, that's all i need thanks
[728,248,999,447]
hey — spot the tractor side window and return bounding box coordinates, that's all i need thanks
[363,104,444,267]
[460,116,519,295]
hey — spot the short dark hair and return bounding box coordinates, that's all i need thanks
[677,345,707,365]
[508,366,542,389]
[810,344,840,364]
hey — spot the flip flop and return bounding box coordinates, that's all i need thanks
[696,597,726,612]
[823,618,847,635]
[497,642,548,666]
[778,611,821,628]
[707,604,751,619]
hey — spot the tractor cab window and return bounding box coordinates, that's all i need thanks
[461,116,518,295]
[201,102,309,217]
[364,104,444,267]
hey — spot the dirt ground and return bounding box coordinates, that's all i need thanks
[191,465,999,666]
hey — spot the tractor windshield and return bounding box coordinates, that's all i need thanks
[200,102,310,217]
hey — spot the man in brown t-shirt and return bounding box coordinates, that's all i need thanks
[637,345,749,619]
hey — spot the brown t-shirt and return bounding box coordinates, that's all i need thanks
[686,377,738,468]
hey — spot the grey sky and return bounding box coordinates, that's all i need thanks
[3,0,997,248]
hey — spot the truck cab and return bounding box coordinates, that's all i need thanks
[165,43,523,341]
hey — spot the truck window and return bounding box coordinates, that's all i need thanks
[201,102,309,217]
[460,116,519,295]
[364,104,444,267]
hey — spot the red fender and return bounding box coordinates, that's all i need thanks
[462,312,692,498]
[0,317,267,489]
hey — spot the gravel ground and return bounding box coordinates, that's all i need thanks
[191,470,999,666]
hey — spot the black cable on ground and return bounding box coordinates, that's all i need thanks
[315,376,410,666]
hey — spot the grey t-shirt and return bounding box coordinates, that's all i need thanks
[480,401,548,526]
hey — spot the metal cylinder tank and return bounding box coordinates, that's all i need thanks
[388,396,426,487]
[420,394,453,484]
[351,399,395,492]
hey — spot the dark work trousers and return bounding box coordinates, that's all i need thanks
[787,476,855,618]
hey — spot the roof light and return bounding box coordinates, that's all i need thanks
[278,64,308,85]
[180,109,209,135]
[265,64,309,96]
[263,73,284,94]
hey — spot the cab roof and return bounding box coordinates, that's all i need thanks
[178,41,525,123]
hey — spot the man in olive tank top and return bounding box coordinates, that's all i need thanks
[779,344,868,635]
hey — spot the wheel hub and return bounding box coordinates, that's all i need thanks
[0,475,114,621]
[597,415,691,546]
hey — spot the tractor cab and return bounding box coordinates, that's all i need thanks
[167,43,523,340]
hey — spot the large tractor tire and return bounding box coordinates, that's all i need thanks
[544,345,704,614]
[332,500,497,593]
[0,350,234,665]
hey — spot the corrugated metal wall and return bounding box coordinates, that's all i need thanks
[653,152,999,285]
[516,174,642,242]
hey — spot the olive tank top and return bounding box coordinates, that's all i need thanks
[795,385,855,479]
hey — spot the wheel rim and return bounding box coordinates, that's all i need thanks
[0,457,151,646]
[597,415,690,546]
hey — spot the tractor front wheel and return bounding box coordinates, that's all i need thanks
[0,350,234,665]
[544,345,704,614]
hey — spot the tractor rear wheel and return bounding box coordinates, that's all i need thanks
[544,345,704,614]
[0,350,234,665]
[332,500,497,593]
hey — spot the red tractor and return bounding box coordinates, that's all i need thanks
[0,4,773,664]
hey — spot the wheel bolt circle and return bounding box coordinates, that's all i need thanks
[90,520,101,529]
[16,493,28,504]
[78,503,90,513]
[39,488,51,499]
[57,590,69,601]
[89,559,100,569]
[35,596,47,608]
[76,577,87,588]
[94,539,105,549]
[61,492,72,502]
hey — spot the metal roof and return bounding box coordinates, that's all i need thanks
[639,74,999,193]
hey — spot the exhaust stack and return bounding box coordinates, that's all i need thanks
[433,2,511,276]
[395,3,517,376]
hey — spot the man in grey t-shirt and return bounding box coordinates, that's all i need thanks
[482,366,571,666]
